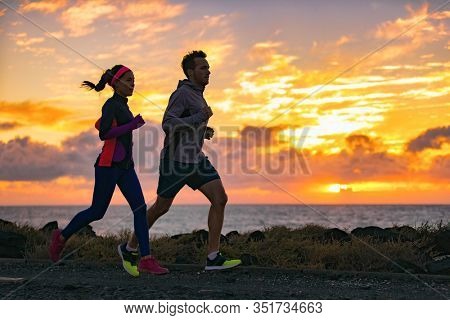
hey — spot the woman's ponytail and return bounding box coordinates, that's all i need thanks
[81,65,122,92]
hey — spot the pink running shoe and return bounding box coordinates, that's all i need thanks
[49,229,65,262]
[138,256,169,275]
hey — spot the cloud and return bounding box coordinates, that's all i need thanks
[13,33,45,46]
[369,3,449,64]
[0,8,6,17]
[309,134,409,183]
[374,4,443,40]
[407,126,450,152]
[8,32,55,56]
[180,14,236,69]
[0,131,101,181]
[60,0,117,37]
[0,122,21,131]
[0,120,163,181]
[122,0,185,19]
[429,154,450,179]
[20,0,68,13]
[0,137,69,181]
[0,100,72,126]
[188,14,231,38]
[335,35,353,46]
[119,0,185,42]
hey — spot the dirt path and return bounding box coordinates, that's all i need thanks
[0,259,449,299]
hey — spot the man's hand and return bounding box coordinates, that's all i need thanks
[205,126,214,140]
[201,106,213,119]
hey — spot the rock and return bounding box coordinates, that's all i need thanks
[247,231,265,242]
[321,228,350,243]
[0,231,26,258]
[240,253,258,266]
[171,233,191,240]
[0,219,14,227]
[226,231,240,238]
[40,221,58,233]
[193,229,208,244]
[220,234,228,244]
[40,221,95,237]
[431,229,450,255]
[351,226,397,242]
[77,225,96,237]
[385,226,420,242]
[425,255,450,274]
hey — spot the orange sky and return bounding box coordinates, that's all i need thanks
[0,0,449,205]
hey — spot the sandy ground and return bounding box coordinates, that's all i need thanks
[0,259,449,300]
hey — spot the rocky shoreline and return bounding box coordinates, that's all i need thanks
[2,219,450,277]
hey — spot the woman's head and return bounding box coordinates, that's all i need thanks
[81,65,135,97]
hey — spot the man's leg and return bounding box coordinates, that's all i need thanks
[198,178,241,270]
[198,179,228,254]
[127,195,174,249]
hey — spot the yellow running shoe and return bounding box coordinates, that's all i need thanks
[117,243,139,277]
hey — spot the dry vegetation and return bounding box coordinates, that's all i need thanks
[2,221,447,273]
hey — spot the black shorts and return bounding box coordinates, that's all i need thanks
[157,157,221,198]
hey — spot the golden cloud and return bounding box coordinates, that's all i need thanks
[60,0,117,37]
[0,100,72,126]
[181,15,236,70]
[0,122,21,131]
[122,0,185,19]
[20,0,68,13]
[369,3,449,65]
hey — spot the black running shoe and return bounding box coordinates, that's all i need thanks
[117,243,139,277]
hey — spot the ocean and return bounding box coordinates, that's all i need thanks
[0,205,449,237]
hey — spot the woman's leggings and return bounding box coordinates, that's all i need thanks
[61,166,150,256]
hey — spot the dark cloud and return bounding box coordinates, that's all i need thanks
[312,134,408,181]
[0,126,436,186]
[345,134,377,154]
[407,126,450,152]
[0,132,102,181]
[0,122,21,131]
[0,137,68,181]
[429,155,450,179]
[0,121,163,181]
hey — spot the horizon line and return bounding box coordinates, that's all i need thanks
[1,203,450,207]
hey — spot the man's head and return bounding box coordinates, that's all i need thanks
[181,50,210,87]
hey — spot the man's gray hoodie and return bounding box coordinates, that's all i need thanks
[160,80,210,163]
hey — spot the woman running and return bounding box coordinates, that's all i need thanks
[48,65,168,276]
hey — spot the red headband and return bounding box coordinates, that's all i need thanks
[109,66,131,86]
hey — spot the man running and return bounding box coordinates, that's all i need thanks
[118,50,241,275]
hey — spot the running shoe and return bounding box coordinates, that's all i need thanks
[138,256,169,275]
[117,243,140,277]
[205,252,241,271]
[49,229,65,263]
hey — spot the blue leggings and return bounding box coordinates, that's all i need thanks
[61,166,150,256]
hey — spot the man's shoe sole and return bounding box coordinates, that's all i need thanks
[205,260,242,271]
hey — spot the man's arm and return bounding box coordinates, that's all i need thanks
[162,91,212,132]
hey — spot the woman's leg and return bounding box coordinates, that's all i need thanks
[117,168,150,257]
[61,167,117,240]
